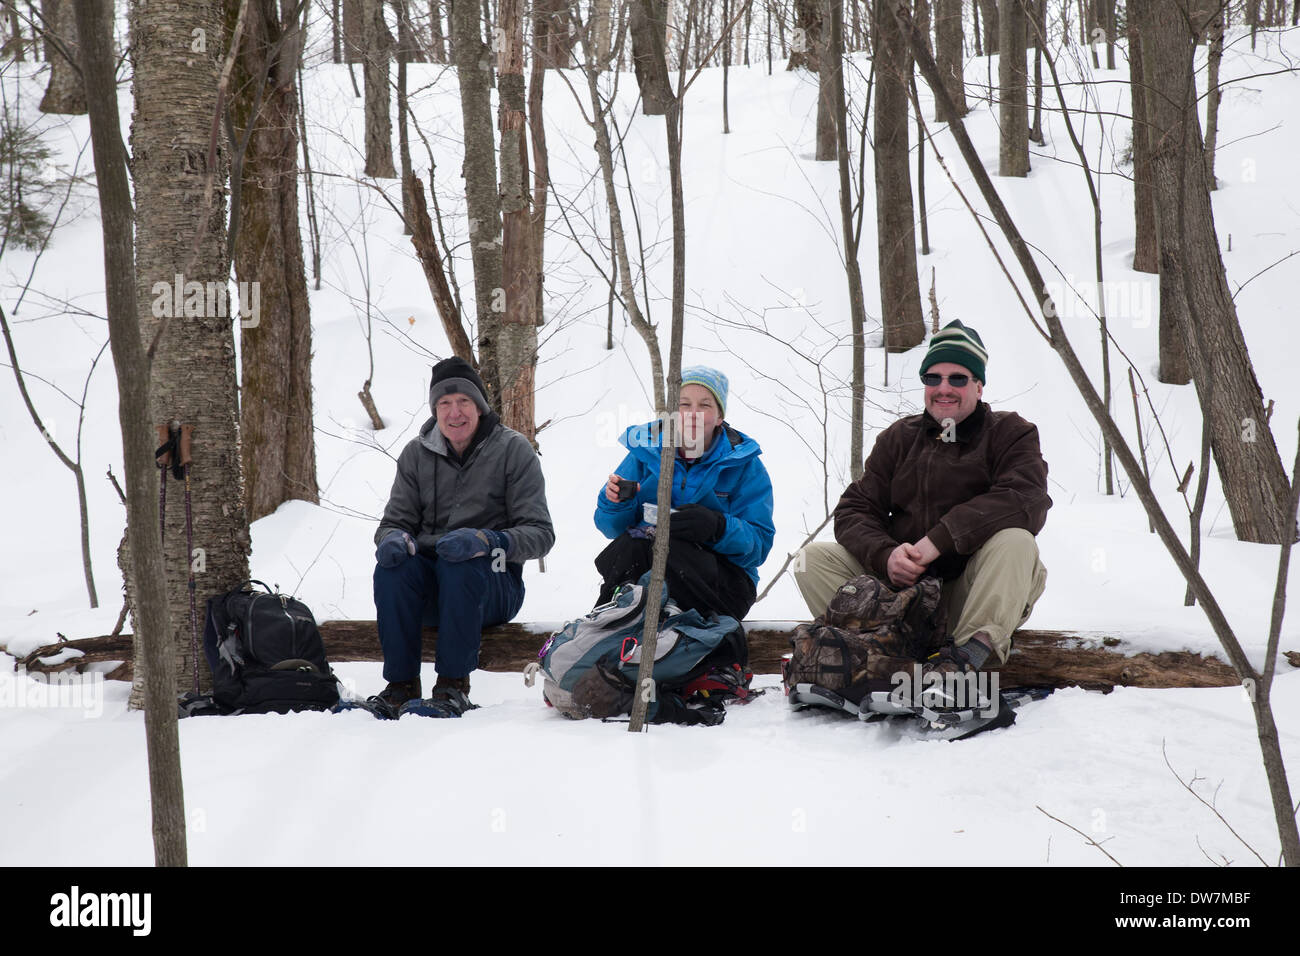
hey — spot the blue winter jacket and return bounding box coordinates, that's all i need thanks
[594,421,776,586]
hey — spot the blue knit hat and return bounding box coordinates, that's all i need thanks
[681,366,729,417]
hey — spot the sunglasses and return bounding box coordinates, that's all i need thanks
[920,372,973,388]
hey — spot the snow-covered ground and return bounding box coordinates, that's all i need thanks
[1,21,1298,868]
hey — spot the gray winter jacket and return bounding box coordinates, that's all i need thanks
[375,414,555,566]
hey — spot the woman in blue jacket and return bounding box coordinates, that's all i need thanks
[593,366,775,620]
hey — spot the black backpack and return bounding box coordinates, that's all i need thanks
[201,580,340,715]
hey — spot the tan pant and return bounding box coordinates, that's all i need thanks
[792,529,1047,664]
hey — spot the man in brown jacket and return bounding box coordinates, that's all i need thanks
[793,320,1050,680]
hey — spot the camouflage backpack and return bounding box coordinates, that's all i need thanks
[783,574,946,703]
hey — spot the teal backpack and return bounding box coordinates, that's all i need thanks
[536,576,750,725]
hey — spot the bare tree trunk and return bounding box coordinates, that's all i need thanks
[873,0,924,351]
[453,0,502,399]
[787,0,822,69]
[595,0,613,62]
[397,0,416,231]
[629,19,687,736]
[1103,0,1115,69]
[631,0,673,112]
[912,76,929,255]
[125,0,251,713]
[1029,0,1043,144]
[976,0,996,54]
[1128,17,1157,274]
[933,0,965,121]
[344,0,364,61]
[915,0,930,53]
[815,0,836,157]
[333,0,342,62]
[744,0,752,63]
[723,0,733,133]
[1140,0,1293,544]
[363,0,396,176]
[400,0,427,60]
[1144,0,1190,383]
[529,0,553,324]
[545,0,575,66]
[299,58,323,290]
[998,0,1028,176]
[430,0,447,61]
[766,0,773,71]
[688,0,700,67]
[2,0,24,59]
[1203,2,1224,191]
[230,0,318,524]
[497,0,537,440]
[972,0,981,56]
[829,0,868,477]
[38,0,85,114]
[76,0,189,868]
[703,0,714,65]
[1086,0,1099,66]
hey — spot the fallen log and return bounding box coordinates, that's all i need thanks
[10,623,1263,693]
[316,621,1244,691]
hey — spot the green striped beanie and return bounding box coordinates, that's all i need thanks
[921,320,988,383]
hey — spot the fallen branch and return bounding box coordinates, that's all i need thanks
[1036,805,1123,867]
[1162,740,1268,867]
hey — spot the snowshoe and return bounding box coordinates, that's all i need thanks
[787,682,863,716]
[886,687,1052,741]
[333,697,399,720]
[397,688,478,718]
[789,679,1051,741]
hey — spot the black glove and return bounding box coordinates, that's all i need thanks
[667,503,726,544]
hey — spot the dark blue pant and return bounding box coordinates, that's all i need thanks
[374,553,525,682]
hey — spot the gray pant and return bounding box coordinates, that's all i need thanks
[792,528,1048,664]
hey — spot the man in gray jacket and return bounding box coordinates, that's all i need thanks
[372,357,554,716]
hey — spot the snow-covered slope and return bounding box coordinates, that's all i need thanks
[1,23,1297,866]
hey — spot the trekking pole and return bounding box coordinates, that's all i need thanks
[178,422,199,694]
[155,424,173,543]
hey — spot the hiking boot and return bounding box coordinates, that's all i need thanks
[433,674,471,695]
[428,674,475,716]
[916,632,997,710]
[369,678,421,718]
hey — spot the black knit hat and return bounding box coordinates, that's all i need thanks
[920,320,988,383]
[429,356,491,415]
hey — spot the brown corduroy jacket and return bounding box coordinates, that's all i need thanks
[834,402,1052,581]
